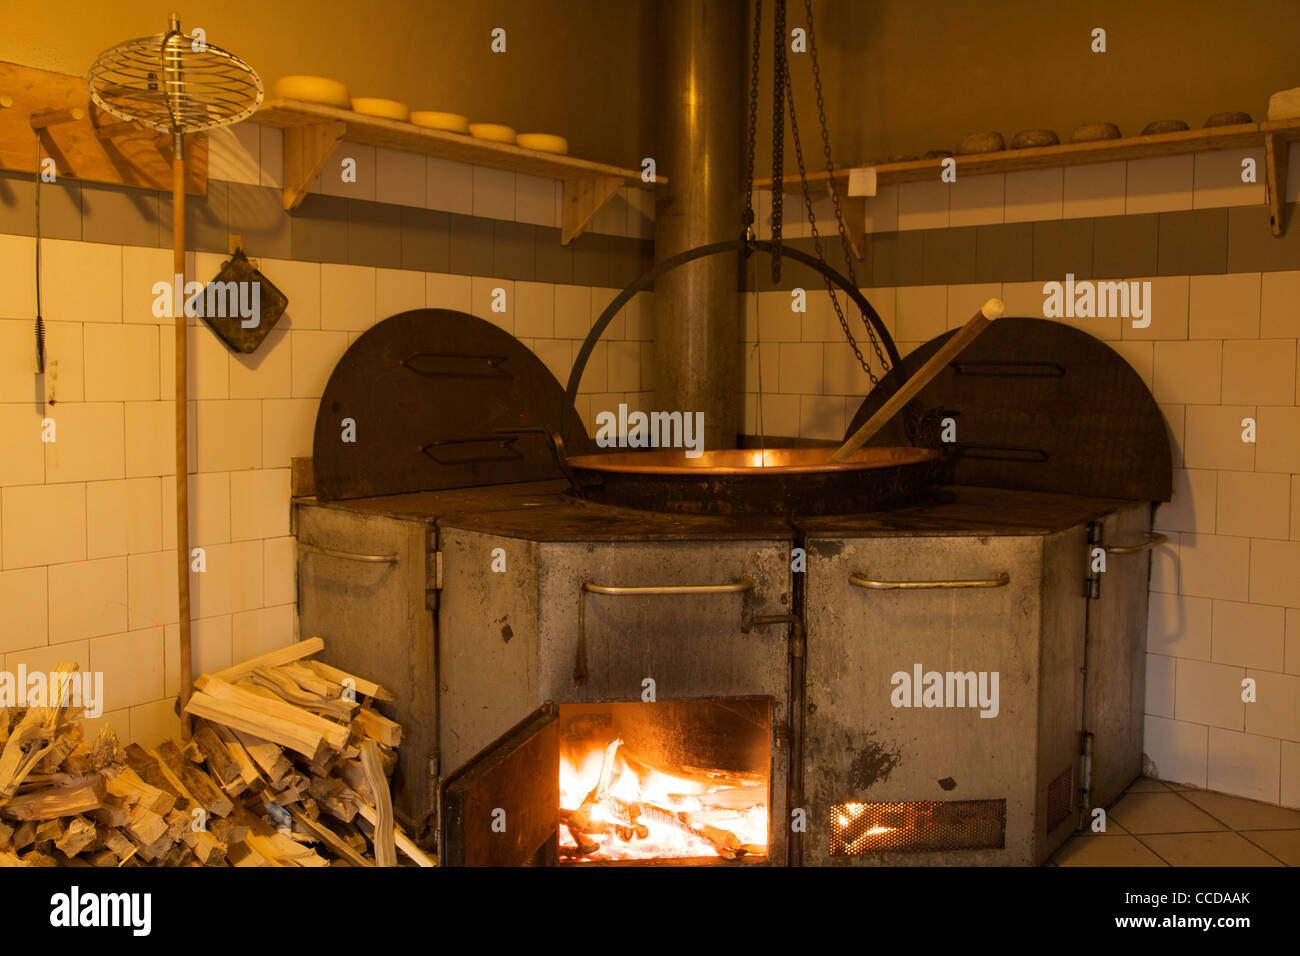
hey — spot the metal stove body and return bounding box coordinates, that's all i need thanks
[293,309,1170,866]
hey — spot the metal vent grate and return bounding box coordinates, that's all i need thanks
[1046,766,1074,833]
[830,799,1006,855]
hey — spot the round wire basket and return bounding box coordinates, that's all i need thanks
[87,19,262,135]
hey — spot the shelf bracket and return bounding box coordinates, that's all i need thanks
[282,119,346,211]
[1265,132,1290,237]
[825,181,866,259]
[561,175,623,245]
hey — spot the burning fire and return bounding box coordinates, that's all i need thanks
[559,738,767,862]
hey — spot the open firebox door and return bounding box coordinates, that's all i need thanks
[442,700,773,866]
[441,704,561,867]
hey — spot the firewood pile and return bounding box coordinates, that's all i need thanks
[0,639,434,868]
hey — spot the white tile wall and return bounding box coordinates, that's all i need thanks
[734,162,1300,808]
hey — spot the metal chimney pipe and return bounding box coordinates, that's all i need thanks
[653,0,745,450]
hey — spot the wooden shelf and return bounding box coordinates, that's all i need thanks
[248,99,663,243]
[758,118,1300,242]
[0,61,208,195]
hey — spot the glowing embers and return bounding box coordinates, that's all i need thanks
[830,799,1007,855]
[558,702,769,863]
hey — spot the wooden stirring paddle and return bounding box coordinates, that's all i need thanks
[828,298,1004,464]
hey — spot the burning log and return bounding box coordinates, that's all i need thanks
[564,822,600,856]
[639,802,740,860]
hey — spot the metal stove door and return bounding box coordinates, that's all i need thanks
[295,501,440,832]
[803,533,1069,866]
[1084,502,1159,810]
[441,702,559,866]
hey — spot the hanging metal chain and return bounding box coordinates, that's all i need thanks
[783,0,890,385]
[770,0,786,283]
[742,0,762,240]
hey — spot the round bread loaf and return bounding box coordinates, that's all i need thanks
[957,130,1005,154]
[1070,122,1122,143]
[1141,119,1190,135]
[1203,111,1252,127]
[1009,128,1059,148]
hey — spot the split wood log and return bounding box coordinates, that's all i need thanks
[181,827,227,865]
[0,850,25,866]
[0,779,105,821]
[12,820,35,850]
[210,816,249,845]
[358,740,396,867]
[0,819,12,850]
[351,797,436,867]
[97,825,135,862]
[156,742,233,818]
[165,809,191,841]
[276,661,336,698]
[54,815,97,858]
[287,805,372,867]
[35,818,63,846]
[210,724,265,792]
[38,724,83,774]
[352,706,402,748]
[123,744,191,810]
[0,709,53,800]
[247,666,358,721]
[107,766,176,816]
[123,804,168,846]
[87,795,130,827]
[230,730,294,787]
[186,689,327,761]
[207,678,350,751]
[191,724,247,796]
[211,637,325,684]
[305,659,395,702]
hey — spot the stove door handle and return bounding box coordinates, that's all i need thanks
[574,576,757,684]
[297,540,399,564]
[1103,532,1167,554]
[581,577,755,596]
[849,571,1010,590]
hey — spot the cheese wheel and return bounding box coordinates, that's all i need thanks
[351,98,410,122]
[411,110,470,132]
[272,75,350,109]
[468,123,517,144]
[516,133,569,155]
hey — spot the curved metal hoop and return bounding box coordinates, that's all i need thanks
[562,239,901,437]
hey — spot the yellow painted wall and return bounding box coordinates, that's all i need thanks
[0,0,657,167]
[4,0,1298,195]
[766,0,1300,166]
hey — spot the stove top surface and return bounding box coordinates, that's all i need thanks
[299,481,1140,541]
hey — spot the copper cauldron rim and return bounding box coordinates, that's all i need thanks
[565,446,938,475]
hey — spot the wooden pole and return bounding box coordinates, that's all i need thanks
[828,298,1004,464]
[172,144,192,739]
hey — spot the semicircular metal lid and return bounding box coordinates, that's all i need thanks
[846,316,1173,501]
[313,309,593,501]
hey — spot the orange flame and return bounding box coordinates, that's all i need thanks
[559,745,767,862]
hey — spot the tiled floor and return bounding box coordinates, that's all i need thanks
[1050,777,1300,866]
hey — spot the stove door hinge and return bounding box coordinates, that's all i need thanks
[1085,521,1103,600]
[774,722,791,751]
[426,531,442,611]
